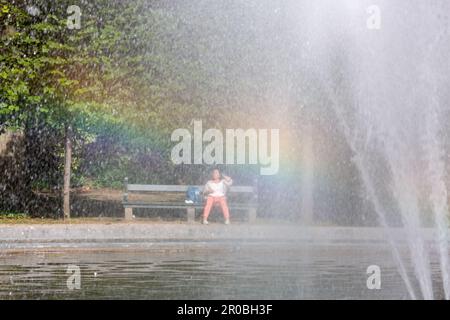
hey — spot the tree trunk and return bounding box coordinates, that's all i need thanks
[63,125,72,220]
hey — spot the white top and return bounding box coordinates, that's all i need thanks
[205,179,233,197]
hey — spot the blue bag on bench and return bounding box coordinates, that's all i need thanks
[186,186,202,204]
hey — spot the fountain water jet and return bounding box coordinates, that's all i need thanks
[302,0,450,299]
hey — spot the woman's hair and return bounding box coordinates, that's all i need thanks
[211,168,221,179]
[212,167,220,172]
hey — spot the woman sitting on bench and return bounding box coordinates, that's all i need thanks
[202,169,232,225]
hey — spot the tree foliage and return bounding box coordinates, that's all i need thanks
[1,0,292,207]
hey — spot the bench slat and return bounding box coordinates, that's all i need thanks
[127,184,254,193]
[123,202,256,209]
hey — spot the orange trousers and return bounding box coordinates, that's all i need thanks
[203,196,230,220]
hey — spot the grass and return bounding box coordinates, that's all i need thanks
[0,212,29,219]
[0,215,209,225]
[0,215,297,225]
[0,215,125,224]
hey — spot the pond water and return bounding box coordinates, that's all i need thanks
[1,241,445,300]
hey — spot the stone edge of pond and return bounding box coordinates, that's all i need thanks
[0,223,445,247]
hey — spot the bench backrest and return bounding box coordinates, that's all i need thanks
[123,177,257,202]
[126,184,254,193]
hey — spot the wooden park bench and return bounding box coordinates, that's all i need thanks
[122,177,258,223]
